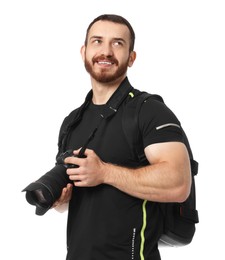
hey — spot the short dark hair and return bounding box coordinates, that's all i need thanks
[84,14,135,52]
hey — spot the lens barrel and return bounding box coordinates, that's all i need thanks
[22,150,75,215]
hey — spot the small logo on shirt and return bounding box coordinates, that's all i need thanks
[131,227,136,259]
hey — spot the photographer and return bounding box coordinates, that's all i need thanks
[38,14,192,259]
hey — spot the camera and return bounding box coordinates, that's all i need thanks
[22,149,78,216]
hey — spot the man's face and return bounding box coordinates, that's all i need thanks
[81,20,135,83]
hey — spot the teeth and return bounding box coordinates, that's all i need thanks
[98,61,112,65]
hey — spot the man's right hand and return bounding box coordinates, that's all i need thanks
[52,183,73,212]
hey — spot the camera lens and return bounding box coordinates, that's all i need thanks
[22,149,79,215]
[22,163,71,215]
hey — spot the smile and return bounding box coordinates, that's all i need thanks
[97,61,114,65]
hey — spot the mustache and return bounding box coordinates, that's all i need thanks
[92,55,118,65]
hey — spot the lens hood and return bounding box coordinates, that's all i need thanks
[22,182,54,216]
[22,164,71,215]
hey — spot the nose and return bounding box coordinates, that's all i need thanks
[100,42,113,57]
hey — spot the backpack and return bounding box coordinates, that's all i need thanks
[57,78,199,247]
[122,89,199,246]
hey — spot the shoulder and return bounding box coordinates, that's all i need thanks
[123,89,180,126]
[59,107,80,129]
[136,92,183,146]
[140,93,180,123]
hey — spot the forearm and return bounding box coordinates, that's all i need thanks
[65,144,191,202]
[102,161,191,203]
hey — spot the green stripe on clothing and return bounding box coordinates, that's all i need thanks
[140,200,147,260]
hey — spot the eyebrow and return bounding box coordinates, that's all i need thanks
[89,36,102,41]
[89,36,126,44]
[113,37,126,43]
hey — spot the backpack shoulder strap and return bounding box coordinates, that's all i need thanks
[122,90,164,163]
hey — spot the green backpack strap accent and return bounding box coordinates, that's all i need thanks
[122,89,164,164]
[122,90,199,246]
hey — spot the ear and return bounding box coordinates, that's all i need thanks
[80,45,86,62]
[128,51,136,67]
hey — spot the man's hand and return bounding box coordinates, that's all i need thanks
[52,183,73,212]
[64,148,106,187]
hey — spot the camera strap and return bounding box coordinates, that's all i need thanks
[59,77,134,156]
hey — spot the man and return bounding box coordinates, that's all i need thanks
[54,14,191,260]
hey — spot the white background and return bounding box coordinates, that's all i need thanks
[1,0,224,259]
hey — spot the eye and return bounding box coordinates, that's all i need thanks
[94,39,102,44]
[93,38,102,45]
[113,41,123,47]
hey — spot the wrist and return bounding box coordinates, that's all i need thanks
[101,162,114,185]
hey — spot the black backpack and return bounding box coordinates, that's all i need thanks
[57,78,199,247]
[122,89,199,246]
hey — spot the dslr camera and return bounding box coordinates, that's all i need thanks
[22,149,79,216]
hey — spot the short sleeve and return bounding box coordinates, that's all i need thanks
[138,98,184,148]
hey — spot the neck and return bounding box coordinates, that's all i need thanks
[90,76,126,105]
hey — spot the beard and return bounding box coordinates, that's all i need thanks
[84,55,129,83]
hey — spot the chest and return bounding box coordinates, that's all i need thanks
[66,105,137,166]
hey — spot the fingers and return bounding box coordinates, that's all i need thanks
[64,148,94,167]
[64,148,104,187]
[52,183,73,208]
[61,183,73,202]
[73,147,93,158]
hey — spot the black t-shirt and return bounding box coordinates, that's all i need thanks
[65,96,183,260]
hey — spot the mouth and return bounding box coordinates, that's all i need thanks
[93,56,118,67]
[97,60,115,66]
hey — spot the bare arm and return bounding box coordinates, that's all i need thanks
[103,142,191,202]
[65,142,191,203]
